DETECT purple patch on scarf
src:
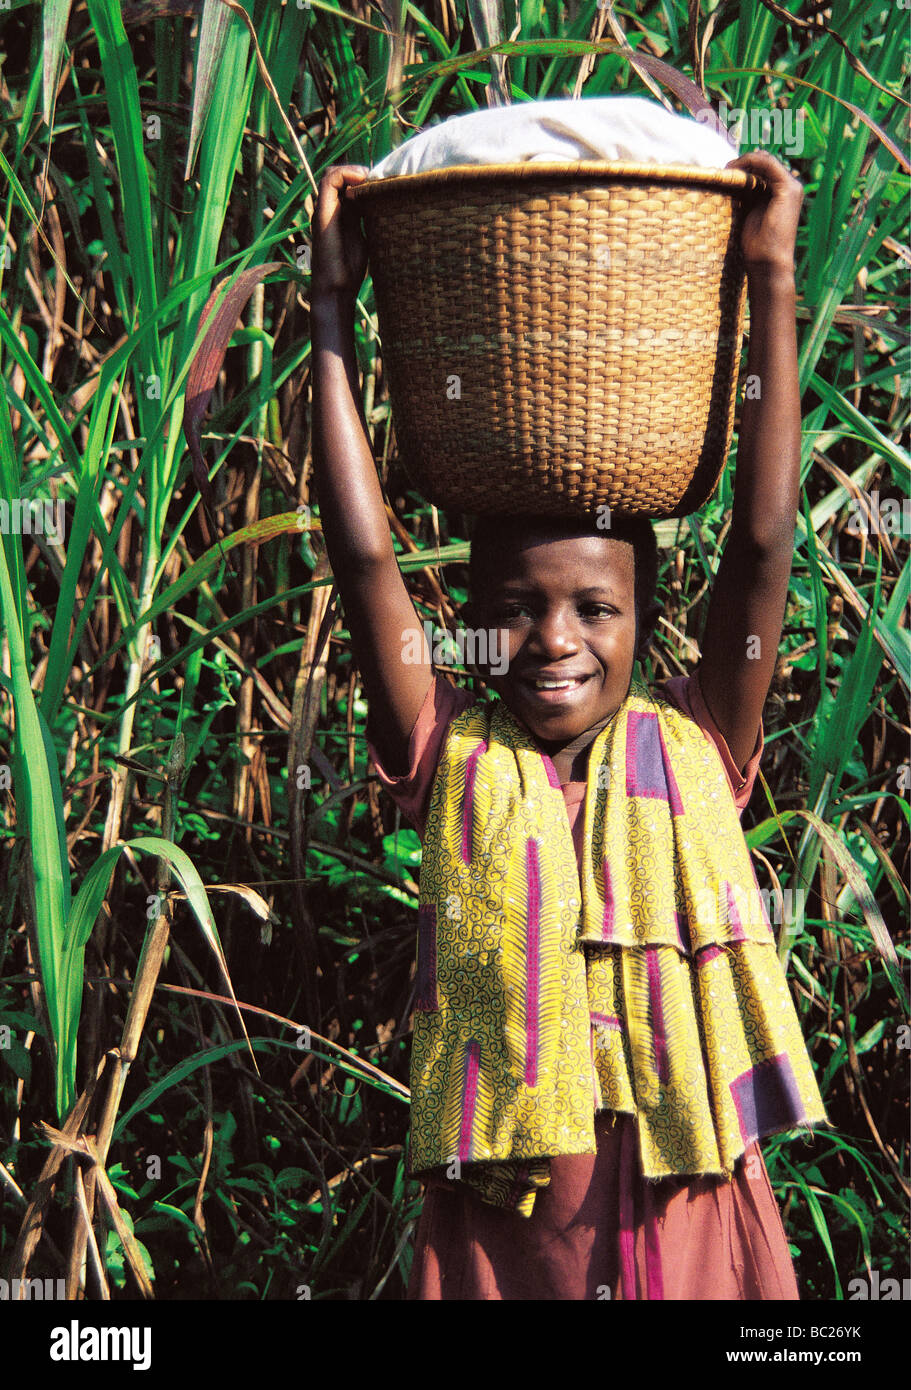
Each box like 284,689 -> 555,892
646,947 -> 670,1085
525,838 -> 541,1087
414,903 -> 438,1012
458,1039 -> 482,1161
460,739 -> 487,864
591,1011 -> 623,1032
695,943 -> 724,967
730,1054 -> 803,1144
625,711 -> 684,813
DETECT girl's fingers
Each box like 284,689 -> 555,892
726,150 -> 802,195
315,166 -> 369,229
312,165 -> 370,293
322,165 -> 369,199
723,150 -> 803,269
317,165 -> 366,198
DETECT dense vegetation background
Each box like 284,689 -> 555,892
0,0 -> 907,1301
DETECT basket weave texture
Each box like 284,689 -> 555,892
351,162 -> 755,519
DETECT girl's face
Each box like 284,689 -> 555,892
469,530 -> 640,750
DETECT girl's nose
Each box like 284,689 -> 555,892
529,610 -> 581,658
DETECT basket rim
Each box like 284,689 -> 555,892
349,160 -> 761,200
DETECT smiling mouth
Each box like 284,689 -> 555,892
518,674 -> 591,698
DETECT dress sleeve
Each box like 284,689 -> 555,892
659,668 -> 764,815
365,676 -> 477,840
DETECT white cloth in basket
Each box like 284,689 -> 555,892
367,96 -> 737,179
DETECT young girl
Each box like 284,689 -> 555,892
310,148 -> 827,1300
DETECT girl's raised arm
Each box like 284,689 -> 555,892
696,150 -> 804,775
310,166 -> 432,774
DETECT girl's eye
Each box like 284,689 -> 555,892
581,603 -> 613,617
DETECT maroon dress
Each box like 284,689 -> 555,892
367,670 -> 799,1300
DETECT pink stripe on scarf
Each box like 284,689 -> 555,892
524,838 -> 541,1087
601,855 -> 616,940
646,947 -> 669,1085
457,1040 -> 481,1161
460,740 -> 487,864
540,752 -> 562,789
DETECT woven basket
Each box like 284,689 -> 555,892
350,161 -> 758,519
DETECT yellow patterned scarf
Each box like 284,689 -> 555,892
407,679 -> 826,1216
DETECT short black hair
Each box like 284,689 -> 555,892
466,511 -> 659,628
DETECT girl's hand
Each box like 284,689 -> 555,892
725,149 -> 803,278
311,164 -> 370,302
